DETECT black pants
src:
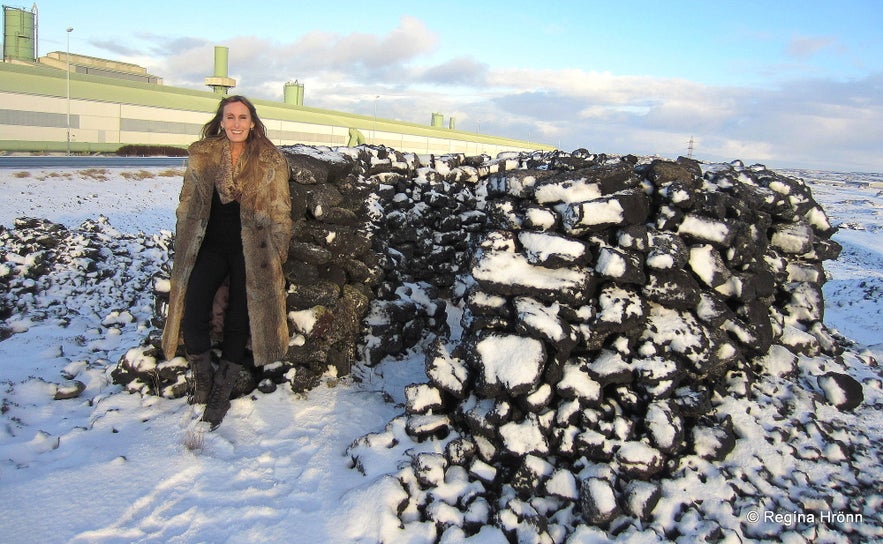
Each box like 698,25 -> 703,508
182,245 -> 249,364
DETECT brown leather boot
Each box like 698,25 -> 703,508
201,360 -> 242,430
187,351 -> 213,405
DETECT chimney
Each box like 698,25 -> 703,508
204,46 -> 236,95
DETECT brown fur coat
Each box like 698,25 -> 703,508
161,137 -> 292,366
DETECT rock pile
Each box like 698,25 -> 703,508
346,150 -> 867,540
0,216 -> 170,336
112,146 -> 858,406
361,151 -> 499,364
272,146 -> 380,390
0,216 -> 170,388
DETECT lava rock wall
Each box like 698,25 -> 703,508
347,149 -> 856,539
114,146 -> 847,411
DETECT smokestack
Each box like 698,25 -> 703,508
204,46 -> 236,95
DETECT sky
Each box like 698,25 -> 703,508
24,0 -> 883,171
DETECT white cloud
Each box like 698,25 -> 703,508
787,35 -> 838,60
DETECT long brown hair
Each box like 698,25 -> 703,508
201,95 -> 270,143
200,95 -> 276,182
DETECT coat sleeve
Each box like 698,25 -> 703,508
172,162 -> 209,262
162,154 -> 208,362
268,151 -> 293,263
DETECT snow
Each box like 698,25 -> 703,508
615,441 -> 663,473
524,207 -> 557,230
545,468 -> 579,500
534,179 -> 602,204
514,297 -> 567,342
475,333 -> 545,395
644,401 -> 678,451
425,342 -> 469,395
646,252 -> 674,270
518,230 -> 586,264
595,247 -> 627,278
688,244 -> 728,288
468,290 -> 508,310
473,249 -> 590,291
596,284 -> 644,325
0,168 -> 182,233
405,383 -> 443,413
587,349 -> 630,382
288,308 -> 318,334
499,415 -> 549,456
678,213 -> 730,244
818,373 -> 848,407
581,477 -> 618,515
564,198 -> 624,228
770,222 -> 814,254
557,361 -> 601,402
0,164 -> 882,542
469,459 -> 497,483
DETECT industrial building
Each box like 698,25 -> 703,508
1,4 -> 552,156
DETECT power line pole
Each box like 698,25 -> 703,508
66,27 -> 74,156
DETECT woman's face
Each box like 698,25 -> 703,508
221,101 -> 254,145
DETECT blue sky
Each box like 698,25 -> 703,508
28,0 -> 883,171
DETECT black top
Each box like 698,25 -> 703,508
201,189 -> 243,252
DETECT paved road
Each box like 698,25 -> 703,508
0,156 -> 187,169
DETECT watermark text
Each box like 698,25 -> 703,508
745,509 -> 864,526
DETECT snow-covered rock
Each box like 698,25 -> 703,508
339,152 -> 863,541
818,371 -> 864,411
579,476 -> 620,525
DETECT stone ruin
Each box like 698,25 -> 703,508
100,144 -> 872,538
0,216 -> 169,345
116,145 -> 850,403
343,149 -> 868,540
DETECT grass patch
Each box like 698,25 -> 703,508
35,171 -> 72,181
78,168 -> 111,181
121,169 -> 156,181
183,427 -> 205,452
12,171 -> 30,178
158,168 -> 184,178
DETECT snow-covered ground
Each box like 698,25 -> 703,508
778,170 -> 883,348
0,163 -> 880,543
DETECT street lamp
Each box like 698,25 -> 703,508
66,27 -> 73,156
373,95 -> 379,143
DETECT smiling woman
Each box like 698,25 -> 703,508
161,95 -> 293,430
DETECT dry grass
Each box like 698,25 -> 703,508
31,171 -> 72,181
183,427 -> 205,452
158,168 -> 184,178
40,171 -> 68,179
78,168 -> 111,181
120,169 -> 156,181
13,167 -> 182,182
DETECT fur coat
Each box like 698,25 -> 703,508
161,137 -> 293,366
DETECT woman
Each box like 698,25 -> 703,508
162,95 -> 292,430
